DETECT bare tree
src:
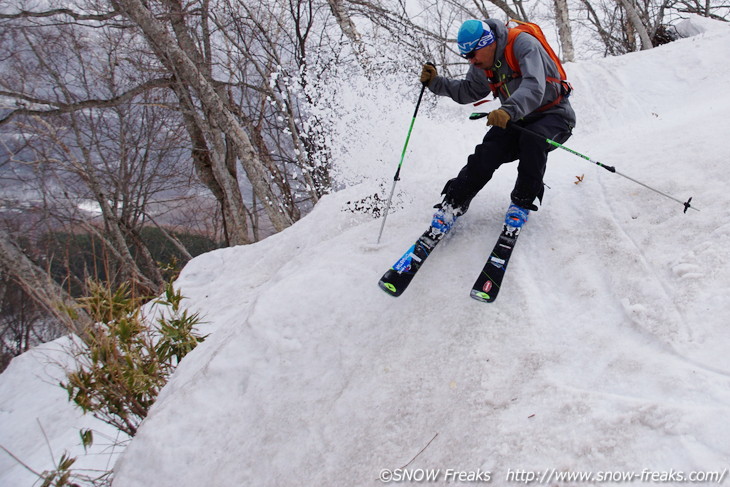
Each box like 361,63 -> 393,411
112,0 -> 296,234
1,18 -> 198,293
0,0 -> 353,350
669,0 -> 730,21
1,0 -> 337,248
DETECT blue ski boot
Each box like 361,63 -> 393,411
430,205 -> 459,236
505,203 -> 529,230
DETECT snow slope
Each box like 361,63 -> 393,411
3,16 -> 730,487
112,18 -> 730,485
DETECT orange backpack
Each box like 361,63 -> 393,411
485,20 -> 572,112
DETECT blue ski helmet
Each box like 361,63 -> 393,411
457,20 -> 495,57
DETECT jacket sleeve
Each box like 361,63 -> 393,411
427,66 -> 491,104
499,35 -> 548,121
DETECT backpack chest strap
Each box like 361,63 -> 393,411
485,68 -> 572,112
485,67 -> 518,98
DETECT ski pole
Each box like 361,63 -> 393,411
376,69 -> 432,244
469,112 -> 699,213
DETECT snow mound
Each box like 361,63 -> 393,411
0,338 -> 121,485
675,14 -> 729,37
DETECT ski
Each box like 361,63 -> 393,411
378,228 -> 446,297
470,221 -> 524,303
379,204 -> 527,301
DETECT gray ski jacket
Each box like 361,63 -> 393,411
428,19 -> 576,127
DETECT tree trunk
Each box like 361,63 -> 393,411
618,0 -> 653,50
174,85 -> 251,245
553,0 -> 575,62
0,231 -> 92,337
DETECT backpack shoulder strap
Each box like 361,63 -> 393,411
505,19 -> 568,81
503,26 -> 524,74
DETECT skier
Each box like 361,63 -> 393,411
419,19 -> 576,234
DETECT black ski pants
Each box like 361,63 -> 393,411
442,113 -> 573,212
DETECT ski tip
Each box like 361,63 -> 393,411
378,279 -> 402,297
470,289 -> 496,303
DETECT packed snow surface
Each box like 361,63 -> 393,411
2,15 -> 729,487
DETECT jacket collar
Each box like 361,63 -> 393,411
484,19 -> 509,68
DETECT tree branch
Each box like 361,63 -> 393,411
0,77 -> 175,127
0,8 -> 120,22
